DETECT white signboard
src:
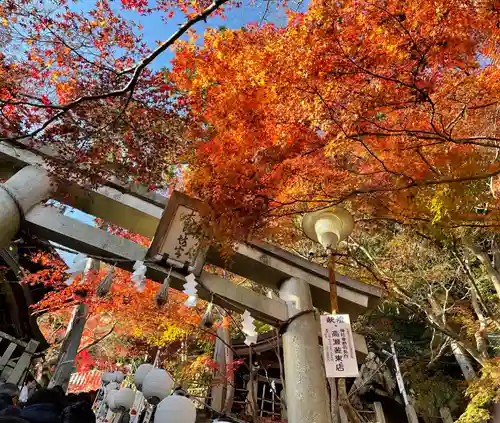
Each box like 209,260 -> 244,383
320,314 -> 359,378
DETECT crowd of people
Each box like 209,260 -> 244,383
0,379 -> 96,423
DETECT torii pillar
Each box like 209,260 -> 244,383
279,277 -> 332,423
0,165 -> 55,246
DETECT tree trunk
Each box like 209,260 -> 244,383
470,289 -> 489,359
450,340 -> 477,381
329,377 -> 339,423
467,243 -> 500,303
337,379 -> 361,423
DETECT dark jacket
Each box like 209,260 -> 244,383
62,402 -> 95,423
0,394 -> 19,418
20,403 -> 61,423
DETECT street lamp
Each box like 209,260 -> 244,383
302,207 -> 354,313
302,207 -> 354,250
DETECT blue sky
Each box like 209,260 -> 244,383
70,0 -> 297,70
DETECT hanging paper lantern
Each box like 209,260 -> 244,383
131,261 -> 147,292
242,310 -> 258,346
96,267 -> 114,297
154,396 -> 196,423
102,372 -> 116,384
106,390 -> 118,411
155,275 -> 170,307
114,388 -> 136,410
65,254 -> 88,285
142,368 -> 173,404
182,273 -> 198,307
134,363 -> 154,391
113,371 -> 124,383
106,382 -> 120,393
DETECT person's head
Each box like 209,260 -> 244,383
65,394 -> 77,405
0,417 -> 30,423
0,384 -> 19,406
75,392 -> 91,406
24,375 -> 35,388
25,388 -> 64,411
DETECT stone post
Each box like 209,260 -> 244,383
279,277 -> 332,423
211,326 -> 227,413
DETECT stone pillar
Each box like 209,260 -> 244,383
0,166 -> 54,246
279,278 -> 332,423
211,326 -> 227,413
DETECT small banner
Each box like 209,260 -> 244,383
320,314 -> 359,378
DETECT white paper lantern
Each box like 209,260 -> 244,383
106,390 -> 118,411
114,388 -> 136,410
106,382 -> 120,393
155,396 -> 196,423
134,363 -> 154,390
113,371 -> 124,383
142,368 -> 173,403
102,372 -> 115,384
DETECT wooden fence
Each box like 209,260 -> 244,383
0,330 -> 39,385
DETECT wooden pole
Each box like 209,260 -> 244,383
328,252 -> 361,423
328,253 -> 339,314
328,253 -> 340,423
390,340 -> 419,423
49,259 -> 100,391
374,402 -> 387,423
439,407 -> 454,423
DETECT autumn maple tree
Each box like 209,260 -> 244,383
171,0 -> 500,241
0,0 -> 247,188
26,235 -> 205,371
168,2 -> 500,420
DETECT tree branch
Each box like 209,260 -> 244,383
0,0 -> 229,143
77,323 -> 116,354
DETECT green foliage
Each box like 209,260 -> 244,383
405,361 -> 465,415
456,360 -> 499,423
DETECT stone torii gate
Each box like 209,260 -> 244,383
0,144 -> 382,423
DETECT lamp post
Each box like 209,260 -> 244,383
302,207 -> 355,423
302,207 -> 354,313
